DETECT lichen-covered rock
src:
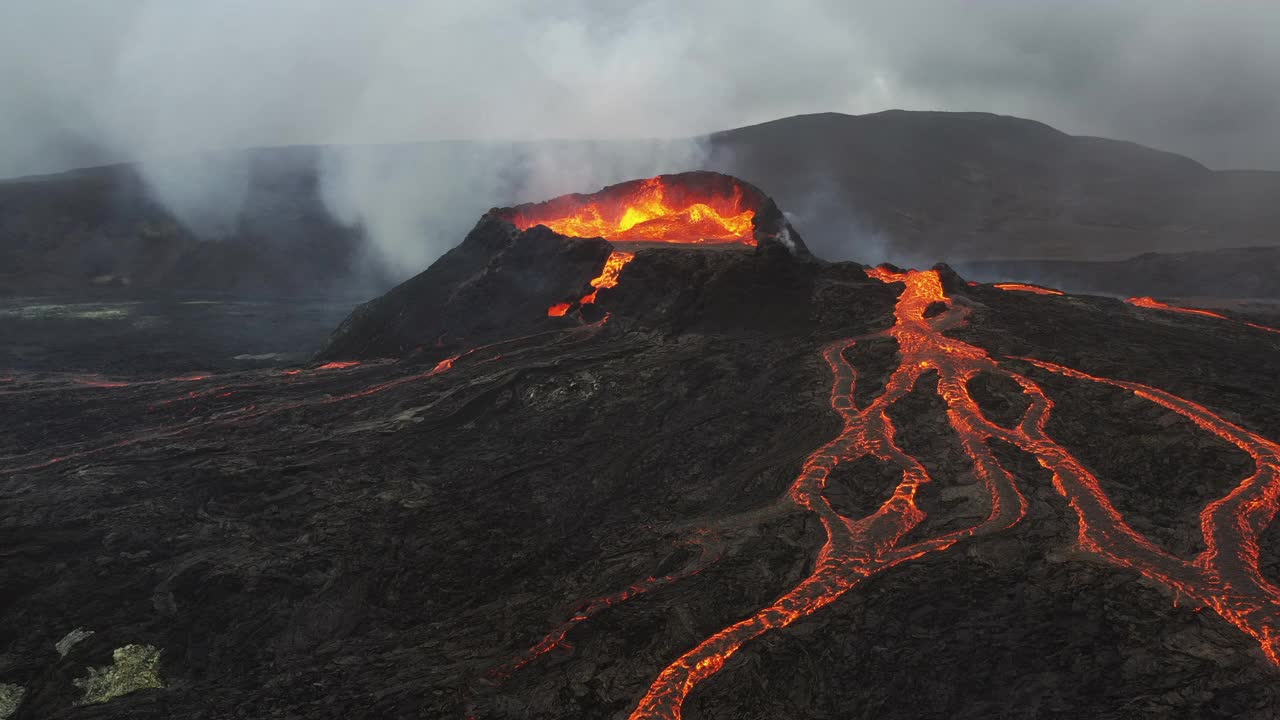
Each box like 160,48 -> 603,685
74,645 -> 164,705
0,685 -> 24,720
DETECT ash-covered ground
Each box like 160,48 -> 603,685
3,195 -> 1280,719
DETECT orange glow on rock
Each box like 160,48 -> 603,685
512,177 -> 756,245
545,251 -> 636,317
993,282 -> 1064,296
1127,296 -> 1280,335
316,361 -> 361,370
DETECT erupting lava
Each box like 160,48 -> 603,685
547,251 -> 636,317
1127,296 -> 1280,335
504,266 -> 1280,720
512,176 -> 756,245
992,282 -> 1064,296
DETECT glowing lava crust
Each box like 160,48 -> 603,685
547,251 -> 635,317
511,173 -> 795,320
499,266 -> 1280,720
509,175 -> 758,246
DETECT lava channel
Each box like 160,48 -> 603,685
1,320 -> 609,475
547,251 -> 635,317
498,266 -> 1280,720
992,282 -> 1064,296
1127,296 -> 1280,335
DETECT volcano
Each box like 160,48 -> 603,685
4,172 -> 1280,719
318,172 -> 810,360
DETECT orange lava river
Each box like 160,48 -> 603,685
506,267 -> 1280,719
993,282 -> 1064,296
511,177 -> 755,245
1127,296 -> 1280,335
547,251 -> 635,317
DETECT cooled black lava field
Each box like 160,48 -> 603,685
4,174 -> 1280,720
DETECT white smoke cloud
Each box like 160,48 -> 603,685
318,138 -> 709,277
2,0 -> 1278,276
0,0 -> 795,274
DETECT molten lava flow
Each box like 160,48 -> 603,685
500,266 -> 1280,720
992,282 -> 1064,296
579,251 -> 634,305
512,177 -> 756,245
545,251 -> 636,317
2,319 -> 611,475
316,361 -> 361,371
1127,296 -> 1280,335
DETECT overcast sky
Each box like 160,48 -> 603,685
2,0 -> 1279,178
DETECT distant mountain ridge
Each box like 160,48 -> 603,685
956,246 -> 1280,299
705,111 -> 1280,263
0,151 -> 379,297
3,110 -> 1279,297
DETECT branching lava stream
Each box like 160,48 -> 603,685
1127,296 -> 1280,335
501,266 -> 1280,720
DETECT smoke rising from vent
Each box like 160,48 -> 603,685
2,1 -> 1279,277
318,140 -> 711,279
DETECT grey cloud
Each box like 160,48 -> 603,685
2,1 -> 1278,274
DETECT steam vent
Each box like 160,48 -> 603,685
319,172 -> 813,359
